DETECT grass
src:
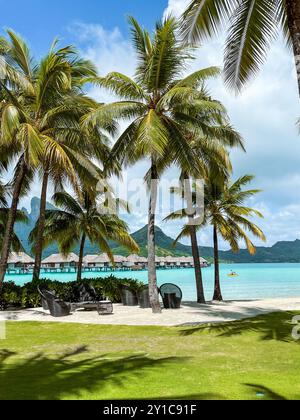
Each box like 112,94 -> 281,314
0,311 -> 300,400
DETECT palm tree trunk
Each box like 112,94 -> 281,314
77,233 -> 86,282
148,162 -> 161,314
189,224 -> 206,304
32,170 -> 49,282
0,160 -> 26,289
286,0 -> 300,96
184,175 -> 206,304
213,224 -> 223,301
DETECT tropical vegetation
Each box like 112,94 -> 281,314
0,276 -> 144,309
181,0 -> 300,95
30,189 -> 139,282
204,174 -> 266,300
0,13 -> 268,309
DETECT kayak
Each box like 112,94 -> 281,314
228,273 -> 239,277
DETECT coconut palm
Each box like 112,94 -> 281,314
161,87 -> 244,302
0,31 -> 104,286
181,0 -> 300,95
31,63 -> 113,282
30,189 -> 139,282
83,16 -> 226,312
205,174 -> 266,301
0,181 -> 28,256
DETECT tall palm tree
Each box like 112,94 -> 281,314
31,62 -> 112,282
83,16 -> 224,313
162,88 -> 244,303
181,0 -> 300,95
0,181 -> 28,256
205,174 -> 266,301
0,31 -> 102,286
30,189 -> 139,282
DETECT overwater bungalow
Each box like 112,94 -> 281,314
83,254 -> 110,269
156,256 -> 166,268
7,252 -> 34,272
111,255 -> 128,269
41,253 -> 79,270
38,252 -> 208,273
126,255 -> 148,269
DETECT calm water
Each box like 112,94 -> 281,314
5,263 -> 300,301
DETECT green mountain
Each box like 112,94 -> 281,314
14,197 -> 300,263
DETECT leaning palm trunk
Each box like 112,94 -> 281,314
0,160 -> 26,288
77,233 -> 86,282
148,163 -> 161,314
213,224 -> 223,301
286,0 -> 300,96
32,170 -> 49,282
189,224 -> 206,304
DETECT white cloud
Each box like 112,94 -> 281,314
163,0 -> 190,18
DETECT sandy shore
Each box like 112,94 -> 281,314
1,297 -> 300,327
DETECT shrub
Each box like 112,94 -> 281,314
0,276 -> 145,309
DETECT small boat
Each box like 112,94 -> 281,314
228,272 -> 239,278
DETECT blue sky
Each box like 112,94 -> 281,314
0,0 -> 166,56
1,0 -> 300,249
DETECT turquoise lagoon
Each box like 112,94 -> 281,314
5,263 -> 300,301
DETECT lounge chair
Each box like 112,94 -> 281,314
119,284 -> 138,306
39,288 -> 56,310
38,287 -> 71,317
159,283 -> 182,309
71,283 -> 101,308
71,283 -> 113,314
138,285 -> 151,309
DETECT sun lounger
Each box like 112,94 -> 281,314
38,287 -> 71,317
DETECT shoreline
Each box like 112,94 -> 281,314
2,297 -> 300,327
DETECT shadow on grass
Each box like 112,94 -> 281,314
244,384 -> 288,400
147,393 -> 225,400
0,348 -> 186,400
178,311 -> 300,343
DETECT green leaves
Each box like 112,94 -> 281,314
205,173 -> 266,255
89,72 -> 149,101
180,0 -> 286,93
147,17 -> 188,92
0,104 -> 20,143
181,0 -> 238,44
136,110 -> 169,157
18,123 -> 44,167
32,189 -> 139,259
6,30 -> 34,78
224,0 -> 278,92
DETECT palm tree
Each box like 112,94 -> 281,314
31,59 -> 112,282
205,174 -> 266,301
83,16 -> 225,312
30,189 -> 139,282
0,31 -> 102,286
181,0 -> 300,95
0,181 -> 28,257
163,87 -> 244,303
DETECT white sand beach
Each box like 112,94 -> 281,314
2,297 -> 300,327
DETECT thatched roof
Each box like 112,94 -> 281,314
83,254 -> 110,264
126,254 -> 147,263
42,253 -> 79,264
113,255 -> 127,263
8,252 -> 34,264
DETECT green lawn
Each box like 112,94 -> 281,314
0,312 -> 300,400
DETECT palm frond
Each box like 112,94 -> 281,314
224,0 -> 278,92
181,0 -> 237,44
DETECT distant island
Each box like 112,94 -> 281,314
16,197 -> 300,263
